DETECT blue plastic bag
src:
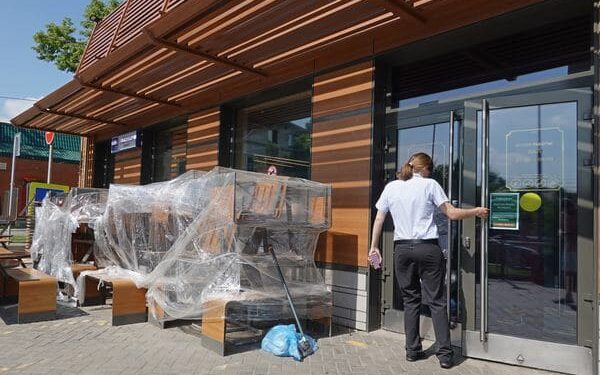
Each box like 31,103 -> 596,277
261,324 -> 318,361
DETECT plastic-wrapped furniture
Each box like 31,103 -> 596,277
31,188 -> 108,297
80,171 -> 206,325
145,168 -> 332,355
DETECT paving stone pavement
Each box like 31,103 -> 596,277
0,303 -> 558,375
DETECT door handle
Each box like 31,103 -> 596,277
446,110 -> 455,322
480,99 -> 490,342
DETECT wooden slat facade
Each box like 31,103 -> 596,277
78,137 -> 95,188
186,109 -> 220,171
12,0 -> 542,141
113,148 -> 142,184
312,62 -> 374,268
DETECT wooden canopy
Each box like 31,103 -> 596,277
12,0 -> 541,139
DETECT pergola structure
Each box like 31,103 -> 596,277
12,0 -> 541,139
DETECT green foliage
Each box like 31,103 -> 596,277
32,0 -> 122,73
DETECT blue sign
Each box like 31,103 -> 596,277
34,188 -> 65,202
111,130 -> 141,153
27,182 -> 69,203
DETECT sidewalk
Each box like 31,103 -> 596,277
0,304 -> 556,375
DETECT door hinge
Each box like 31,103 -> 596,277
583,112 -> 594,121
381,301 -> 391,314
377,268 -> 391,281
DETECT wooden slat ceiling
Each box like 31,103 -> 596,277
12,0 -> 542,139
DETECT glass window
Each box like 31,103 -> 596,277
234,91 -> 312,178
152,123 -> 187,183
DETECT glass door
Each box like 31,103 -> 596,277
382,108 -> 462,343
461,89 -> 594,374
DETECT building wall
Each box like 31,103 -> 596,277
312,61 -> 373,267
0,156 -> 80,212
113,148 -> 142,185
79,137 -> 94,187
186,109 -> 220,171
311,61 -> 375,330
98,66 -> 375,330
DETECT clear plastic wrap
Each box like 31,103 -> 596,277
31,189 -> 108,290
92,170 -> 207,274
145,167 -> 332,324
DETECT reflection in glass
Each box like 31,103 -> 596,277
153,124 -> 187,183
234,93 -> 312,178
477,102 -> 577,344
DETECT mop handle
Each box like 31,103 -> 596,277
268,245 -> 306,338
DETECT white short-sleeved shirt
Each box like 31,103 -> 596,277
375,174 -> 449,241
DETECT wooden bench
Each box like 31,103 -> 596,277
80,275 -> 147,326
3,268 -> 56,323
200,297 -> 331,356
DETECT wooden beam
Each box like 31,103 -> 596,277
10,116 -> 92,137
366,0 -> 427,24
75,76 -> 181,107
142,28 -> 267,77
34,104 -> 129,128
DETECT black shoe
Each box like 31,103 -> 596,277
439,358 -> 453,369
406,352 -> 425,362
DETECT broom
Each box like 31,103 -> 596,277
267,244 -> 314,359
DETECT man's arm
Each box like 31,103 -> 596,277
369,209 -> 387,256
440,202 -> 488,220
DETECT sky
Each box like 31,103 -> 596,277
0,0 -> 90,123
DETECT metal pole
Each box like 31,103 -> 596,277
47,144 -> 53,184
446,111 -> 455,322
480,99 -> 489,342
7,133 -> 20,231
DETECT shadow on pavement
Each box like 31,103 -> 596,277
0,301 -> 89,325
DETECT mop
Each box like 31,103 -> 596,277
267,244 -> 314,359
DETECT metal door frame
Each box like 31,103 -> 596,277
461,88 -> 594,375
381,106 -> 464,345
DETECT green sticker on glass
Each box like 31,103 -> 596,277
490,193 -> 520,230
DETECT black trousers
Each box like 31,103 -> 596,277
394,241 -> 452,360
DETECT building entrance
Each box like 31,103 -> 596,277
380,80 -> 594,374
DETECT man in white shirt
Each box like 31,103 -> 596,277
369,152 -> 488,369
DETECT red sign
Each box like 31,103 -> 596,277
45,131 -> 55,145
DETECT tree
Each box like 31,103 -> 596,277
32,0 -> 122,73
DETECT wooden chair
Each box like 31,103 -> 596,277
199,179 -> 332,356
309,195 -> 327,226
0,235 -> 12,250
237,181 -> 287,222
